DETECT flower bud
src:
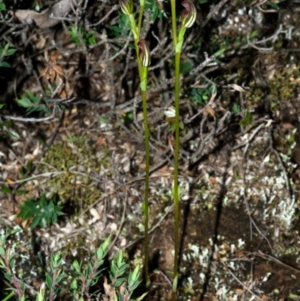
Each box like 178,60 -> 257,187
119,0 -> 133,15
138,40 -> 151,67
181,0 -> 196,28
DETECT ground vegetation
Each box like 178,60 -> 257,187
1,0 -> 300,300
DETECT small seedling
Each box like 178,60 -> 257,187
0,43 -> 17,68
17,194 -> 64,229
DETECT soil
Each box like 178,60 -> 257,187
2,0 -> 300,300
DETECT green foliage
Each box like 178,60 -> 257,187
180,60 -> 193,74
109,13 -> 130,38
191,84 -> 216,105
144,0 -> 166,21
110,251 -> 129,287
17,194 -> 64,229
69,25 -> 97,46
232,103 -> 241,113
239,110 -> 253,127
16,90 -> 50,115
0,183 -> 27,196
0,232 -> 144,301
109,251 -> 144,300
0,1 -> 5,11
264,0 -> 286,10
121,111 -> 134,126
0,43 -> 17,68
0,118 -> 21,139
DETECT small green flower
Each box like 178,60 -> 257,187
181,0 -> 196,28
138,39 -> 151,67
119,0 -> 133,15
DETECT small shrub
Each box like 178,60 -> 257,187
0,233 -> 145,301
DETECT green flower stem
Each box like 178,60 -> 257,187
171,50 -> 181,301
176,27 -> 186,53
138,0 -> 145,38
120,0 -> 151,289
170,0 -> 178,47
135,41 -> 143,79
126,12 -> 150,288
135,7 -> 150,288
140,66 -> 150,287
169,0 -> 183,299
129,14 -> 139,40
1,292 -> 15,301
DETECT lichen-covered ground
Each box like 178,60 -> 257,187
1,0 -> 300,300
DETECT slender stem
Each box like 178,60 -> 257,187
169,0 -> 181,299
121,2 -> 151,290
138,4 -> 144,37
170,0 -> 177,47
141,87 -> 150,287
1,292 -> 15,301
171,50 -> 181,301
130,11 -> 150,287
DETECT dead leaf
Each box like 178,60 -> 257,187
203,106 -> 216,117
228,83 -> 247,92
103,277 -> 117,301
234,288 -> 244,295
97,136 -> 107,146
264,119 -> 274,127
14,0 -> 72,29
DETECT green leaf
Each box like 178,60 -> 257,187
31,216 -> 41,229
172,275 -> 178,292
9,258 -> 15,270
268,2 -> 279,9
46,273 -> 53,289
214,48 -> 226,57
239,110 -> 252,127
136,292 -> 148,301
250,30 -> 258,40
1,292 -> 15,301
18,199 -> 36,220
129,265 -> 140,282
56,271 -> 67,283
70,278 -> 78,290
8,130 -> 19,139
0,61 -> 10,67
0,185 -> 11,194
130,280 -> 140,291
72,260 -> 81,273
26,161 -> 33,171
180,61 -> 193,74
36,288 -> 44,301
16,96 -> 32,108
85,262 -> 93,278
118,264 -> 128,276
0,3 -> 6,11
88,34 -> 96,45
175,40 -> 183,53
114,277 -> 126,287
6,49 -> 17,56
15,189 -> 28,195
117,292 -> 124,301
233,103 -> 240,113
140,80 -> 147,91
